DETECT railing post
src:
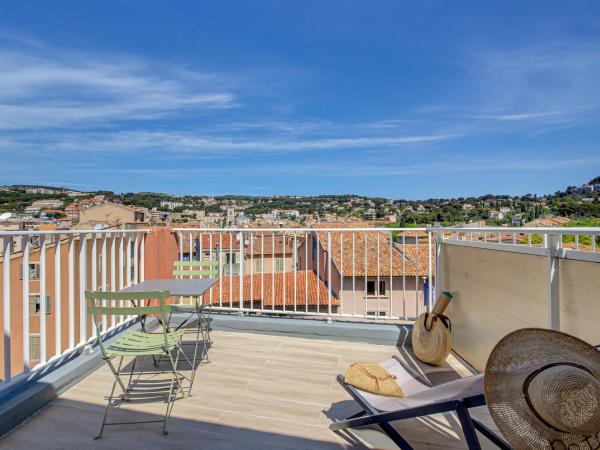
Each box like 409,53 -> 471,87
54,234 -> 62,356
39,235 -> 47,364
546,233 -> 561,330
327,232 -> 332,321
239,231 -> 244,311
3,237 -> 12,382
67,235 -> 75,348
22,235 -> 30,371
78,233 -> 87,344
434,230 -> 443,306
427,231 -> 432,313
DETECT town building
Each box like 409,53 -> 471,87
488,210 -> 505,220
77,203 -> 147,228
298,225 -> 432,318
160,200 -> 183,210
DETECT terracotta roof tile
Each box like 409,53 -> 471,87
207,270 -> 338,307
315,231 -> 433,277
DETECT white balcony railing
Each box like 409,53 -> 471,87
0,229 -> 150,384
1,225 -> 599,388
172,227 -> 433,321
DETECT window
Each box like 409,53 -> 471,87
29,334 -> 41,360
19,263 -> 40,280
255,259 -> 263,273
367,280 -> 376,296
29,295 -> 51,314
275,258 -> 284,272
225,253 -> 237,264
366,311 -> 386,316
312,236 -> 317,264
366,280 -> 386,296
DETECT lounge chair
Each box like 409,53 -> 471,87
330,356 -> 511,450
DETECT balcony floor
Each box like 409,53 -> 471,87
0,330 -> 500,450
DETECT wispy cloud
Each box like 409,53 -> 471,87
0,129 -> 457,156
247,157 -> 595,177
464,41 -> 600,130
477,111 -> 566,121
55,156 -> 592,179
0,34 -> 236,130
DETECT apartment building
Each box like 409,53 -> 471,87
31,200 -> 65,209
178,232 -> 297,276
77,203 -> 147,228
299,226 -> 431,318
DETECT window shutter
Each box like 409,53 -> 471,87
19,264 -> 23,280
46,296 -> 51,314
29,335 -> 40,360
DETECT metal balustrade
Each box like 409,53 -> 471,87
172,228 -> 433,321
0,229 -> 149,384
432,226 -> 600,333
1,225 -> 599,386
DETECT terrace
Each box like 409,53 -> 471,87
0,226 -> 598,449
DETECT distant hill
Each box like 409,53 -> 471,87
589,176 -> 600,185
1,177 -> 599,225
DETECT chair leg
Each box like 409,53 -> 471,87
95,378 -> 119,439
186,308 -> 204,396
472,419 -> 512,450
125,356 -> 137,398
168,346 -> 185,400
95,357 -> 125,440
200,305 -> 211,364
205,304 -> 212,345
456,404 -> 482,450
378,423 -> 414,450
162,361 -> 178,436
162,350 -> 183,436
105,356 -> 129,399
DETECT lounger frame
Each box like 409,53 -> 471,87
330,360 -> 512,450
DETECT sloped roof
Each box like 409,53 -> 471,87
314,230 -> 432,277
246,234 -> 295,256
180,233 -> 240,252
206,270 -> 338,307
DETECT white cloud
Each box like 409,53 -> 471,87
0,37 -> 236,130
466,41 -> 600,127
0,129 -> 456,156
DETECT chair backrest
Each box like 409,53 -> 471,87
173,260 -> 218,279
86,290 -> 170,355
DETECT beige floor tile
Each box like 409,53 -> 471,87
0,330 -> 494,450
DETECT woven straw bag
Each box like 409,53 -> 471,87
344,363 -> 404,397
412,312 -> 452,366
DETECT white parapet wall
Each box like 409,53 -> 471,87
440,238 -> 600,372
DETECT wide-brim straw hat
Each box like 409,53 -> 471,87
484,328 -> 600,449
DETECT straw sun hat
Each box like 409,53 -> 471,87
484,328 -> 600,449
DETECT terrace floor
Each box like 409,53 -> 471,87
0,330 -> 501,450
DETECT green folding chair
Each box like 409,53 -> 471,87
170,260 -> 217,383
86,290 -> 186,439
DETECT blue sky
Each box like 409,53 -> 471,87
1,1 -> 599,199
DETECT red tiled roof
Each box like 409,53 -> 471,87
206,270 -> 338,307
315,230 -> 432,277
246,234 -> 295,256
